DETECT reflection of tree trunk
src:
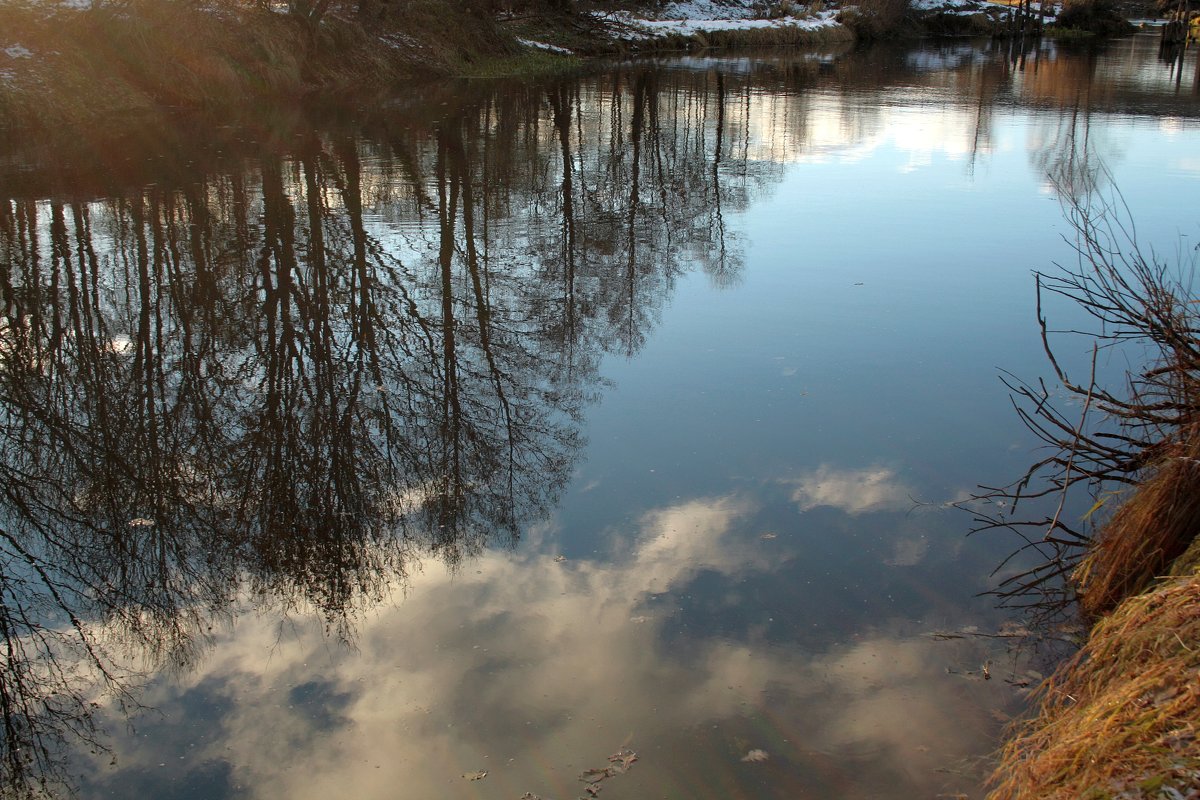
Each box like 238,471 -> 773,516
388,134 -> 437,212
0,203 -> 15,318
449,127 -> 518,516
710,71 -> 730,285
609,73 -> 625,187
548,85 -> 578,332
9,201 -> 44,360
335,136 -> 384,390
258,155 -> 302,541
624,75 -> 646,357
436,132 -> 465,536
301,139 -> 352,459
1032,50 -> 1098,199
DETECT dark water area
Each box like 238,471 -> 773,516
1,32 -> 1199,800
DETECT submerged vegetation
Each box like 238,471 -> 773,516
977,194 -> 1200,796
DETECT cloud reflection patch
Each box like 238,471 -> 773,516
787,465 -> 913,515
85,493 -> 1013,800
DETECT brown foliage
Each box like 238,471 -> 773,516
1075,430 -> 1200,617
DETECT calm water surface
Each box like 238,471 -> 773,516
2,32 -> 1200,800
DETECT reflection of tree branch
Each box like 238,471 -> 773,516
970,187 -> 1200,613
0,60 -> 782,792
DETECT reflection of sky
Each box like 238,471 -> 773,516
85,492 -> 1022,800
746,92 -> 988,167
787,465 -> 913,515
61,35 -> 1200,800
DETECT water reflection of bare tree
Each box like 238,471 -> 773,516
0,59 -> 777,794
1026,48 -> 1109,199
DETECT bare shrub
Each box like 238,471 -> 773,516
968,187 -> 1200,615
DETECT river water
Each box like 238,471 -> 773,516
1,31 -> 1199,800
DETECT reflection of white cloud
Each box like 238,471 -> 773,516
884,534 -> 929,567
747,93 -> 986,168
631,496 -> 757,590
788,465 -> 913,515
1174,157 -> 1200,178
106,334 -> 134,355
1159,117 -> 1183,135
91,493 -> 1010,800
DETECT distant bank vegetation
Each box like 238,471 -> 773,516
0,0 -> 1160,132
0,0 -> 524,131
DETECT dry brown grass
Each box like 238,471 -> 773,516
988,571 -> 1200,800
1074,429 -> 1200,617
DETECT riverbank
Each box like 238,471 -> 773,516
0,0 -> 1037,133
988,529 -> 1200,798
981,208 -> 1200,798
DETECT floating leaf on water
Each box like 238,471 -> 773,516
607,748 -> 637,773
127,518 -> 155,527
463,770 -> 488,781
741,749 -> 769,763
579,767 -> 610,784
998,620 -> 1031,637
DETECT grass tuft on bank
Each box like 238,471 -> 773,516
988,569 -> 1200,799
1074,429 -> 1200,618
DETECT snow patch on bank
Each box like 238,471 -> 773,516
595,8 -> 843,39
651,0 -> 759,21
517,37 -> 574,54
910,0 -> 979,10
585,0 -> 847,39
911,0 -> 1057,19
26,0 -> 93,8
